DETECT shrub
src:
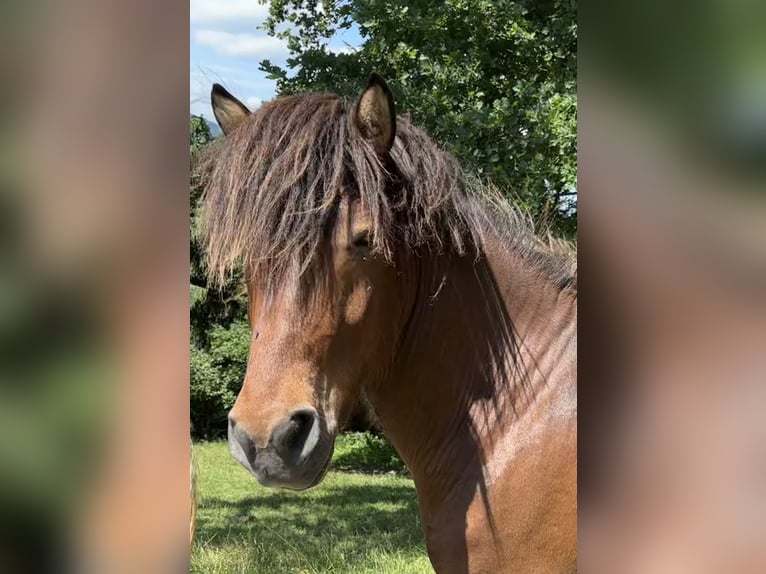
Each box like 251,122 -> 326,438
333,432 -> 407,474
190,320 -> 250,439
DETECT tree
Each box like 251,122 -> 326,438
260,0 -> 577,236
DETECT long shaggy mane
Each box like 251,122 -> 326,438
197,92 -> 575,292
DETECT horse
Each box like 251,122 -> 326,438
199,74 -> 577,574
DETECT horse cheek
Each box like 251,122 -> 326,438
343,282 -> 372,326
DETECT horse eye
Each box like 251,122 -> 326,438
351,232 -> 370,250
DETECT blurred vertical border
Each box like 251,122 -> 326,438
579,0 -> 766,572
0,0 -> 190,572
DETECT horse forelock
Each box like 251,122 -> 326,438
196,91 -> 575,294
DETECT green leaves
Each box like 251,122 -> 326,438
190,115 -> 213,155
332,432 -> 407,473
191,321 -> 251,439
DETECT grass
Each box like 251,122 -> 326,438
191,437 -> 433,574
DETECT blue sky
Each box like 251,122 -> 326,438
190,0 -> 362,120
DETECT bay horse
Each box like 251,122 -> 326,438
200,74 -> 577,573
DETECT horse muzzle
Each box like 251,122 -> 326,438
227,408 -> 334,490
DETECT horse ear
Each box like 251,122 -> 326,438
211,83 -> 251,135
354,73 -> 396,155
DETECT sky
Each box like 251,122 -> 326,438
190,0 -> 362,120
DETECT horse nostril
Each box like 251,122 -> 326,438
288,410 -> 314,448
271,408 -> 318,462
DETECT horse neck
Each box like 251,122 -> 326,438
366,240 -> 577,520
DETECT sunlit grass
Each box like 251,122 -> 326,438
191,440 -> 432,574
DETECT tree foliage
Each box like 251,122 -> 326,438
260,0 -> 577,235
191,320 -> 251,438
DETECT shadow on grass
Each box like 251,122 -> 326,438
197,480 -> 426,568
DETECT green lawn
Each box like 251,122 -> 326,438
191,439 -> 433,574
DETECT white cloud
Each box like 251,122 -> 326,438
194,29 -> 288,60
190,0 -> 270,23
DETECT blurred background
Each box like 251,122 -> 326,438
579,0 -> 766,572
0,0 -> 190,572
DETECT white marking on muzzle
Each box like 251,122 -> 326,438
298,413 -> 321,463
